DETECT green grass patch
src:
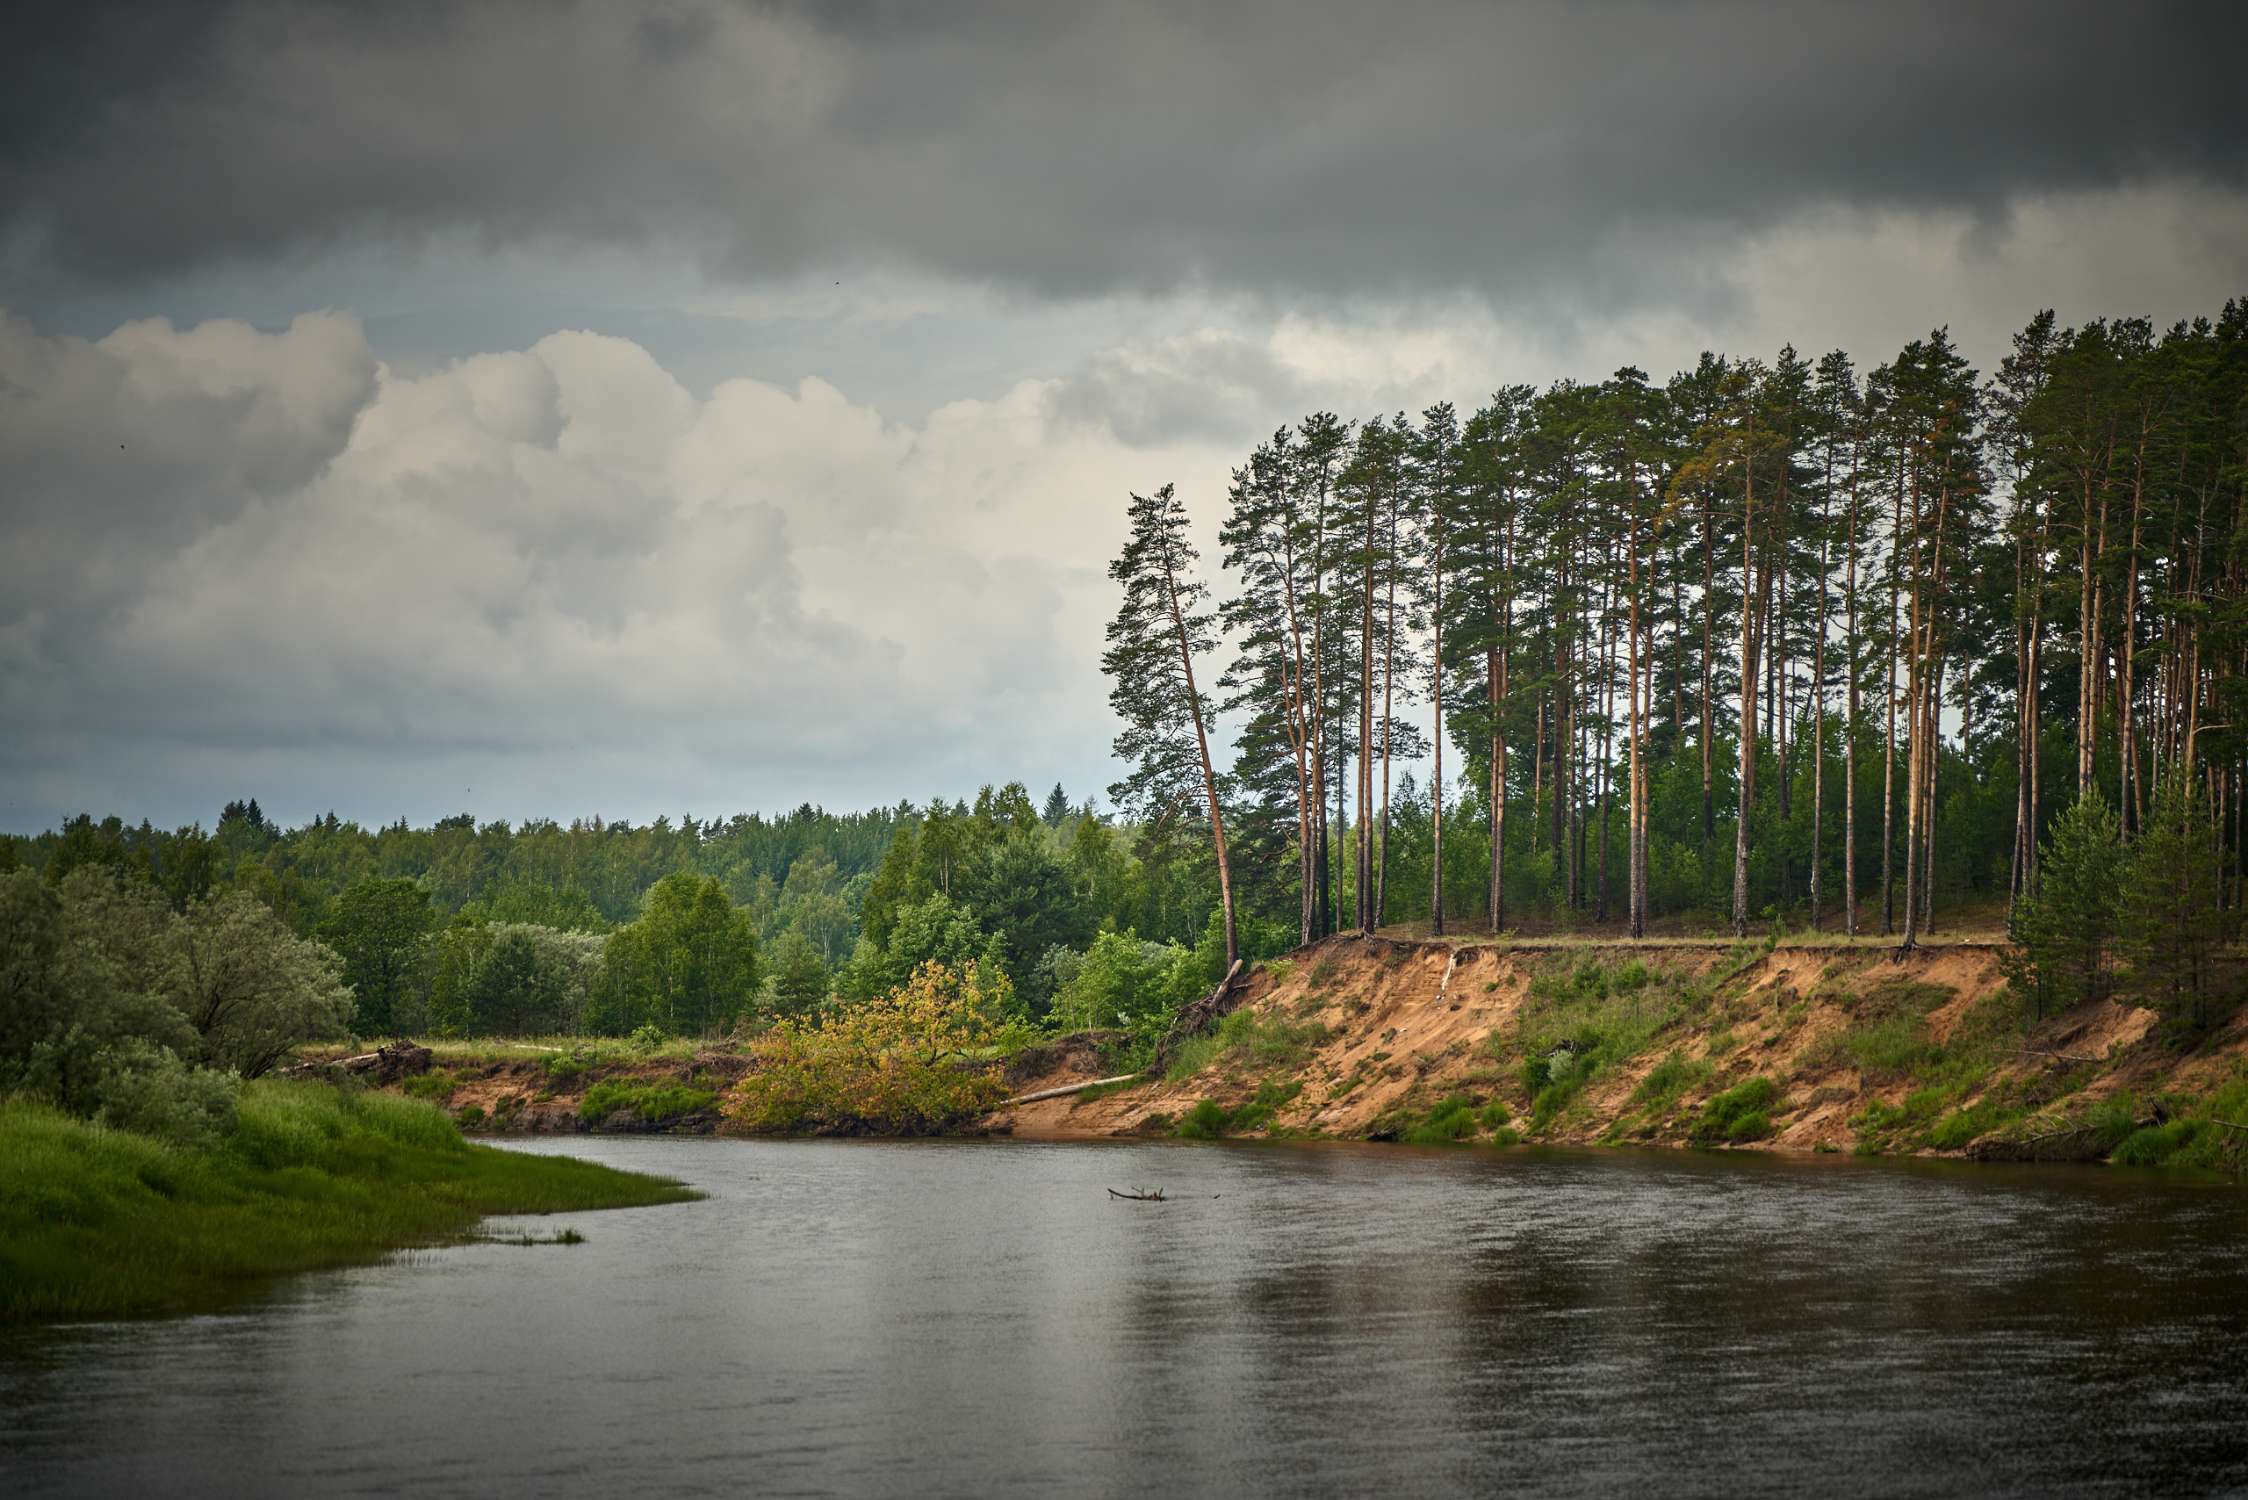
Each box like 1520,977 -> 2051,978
1504,956 -> 1684,1134
1692,1076 -> 1780,1144
400,1070 -> 458,1101
0,1081 -> 696,1325
1175,1080 -> 1303,1139
575,1079 -> 718,1125
1630,1050 -> 1712,1114
1163,1008 -> 1327,1083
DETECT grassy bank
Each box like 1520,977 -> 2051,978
0,1079 -> 698,1325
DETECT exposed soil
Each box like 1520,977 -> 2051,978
989,931 -> 2248,1163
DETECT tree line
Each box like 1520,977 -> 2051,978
2,777 -> 1251,1045
1106,298 -> 2248,999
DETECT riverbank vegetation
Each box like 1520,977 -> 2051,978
0,1079 -> 694,1324
0,866 -> 696,1325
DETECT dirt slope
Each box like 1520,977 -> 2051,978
993,933 -> 2248,1162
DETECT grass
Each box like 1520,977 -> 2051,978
575,1079 -> 719,1125
1163,1008 -> 1327,1084
1692,1076 -> 1779,1144
0,1080 -> 698,1324
1499,956 -> 1683,1133
1175,1080 -> 1303,1139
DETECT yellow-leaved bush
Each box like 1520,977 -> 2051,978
730,961 -> 1015,1134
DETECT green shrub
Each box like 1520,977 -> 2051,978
627,1023 -> 669,1055
1693,1077 -> 1779,1144
2112,1119 -> 2203,1168
1175,1081 -> 1302,1140
90,1040 -> 239,1149
1489,1126 -> 1523,1146
1176,1099 -> 1230,1140
1163,1008 -> 1327,1083
1479,1099 -> 1513,1129
1403,1095 -> 1481,1145
1929,1099 -> 2018,1152
544,1049 -> 599,1082
456,1103 -> 487,1128
1725,1110 -> 1772,1143
576,1080 -> 718,1125
401,1070 -> 457,1101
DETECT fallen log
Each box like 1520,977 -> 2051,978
999,1073 -> 1146,1108
1107,1188 -> 1165,1202
288,1043 -> 433,1084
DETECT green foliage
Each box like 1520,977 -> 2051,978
593,873 -> 760,1036
576,1079 -> 718,1125
627,1023 -> 668,1054
1403,1094 -> 1483,1145
0,1080 -> 694,1323
1928,1098 -> 2017,1152
1053,928 -> 1207,1034
731,961 -> 1015,1134
1,869 -> 352,1147
2003,795 -> 2124,1018
1506,957 -> 1682,1132
2117,781 -> 2228,1030
1630,1050 -> 1711,1113
400,1070 -> 457,1101
1693,1077 -> 1779,1144
321,877 -> 437,1035
1175,1098 -> 1230,1140
87,1038 -> 239,1148
1161,1006 -> 1326,1083
766,928 -> 831,1018
1175,1080 -> 1302,1139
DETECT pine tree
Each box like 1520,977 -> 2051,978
2118,781 -> 2226,1029
2002,794 -> 2123,1019
1103,484 -> 1239,967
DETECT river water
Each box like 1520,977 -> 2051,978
4,1138 -> 2246,1497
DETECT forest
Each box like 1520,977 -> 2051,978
1109,299 -> 2248,1006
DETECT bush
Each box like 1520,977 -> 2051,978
1175,1081 -> 1302,1139
577,1080 -> 718,1125
1176,1099 -> 1231,1140
1694,1077 -> 1779,1144
731,961 -> 1014,1134
2112,1120 -> 2198,1167
1163,1008 -> 1326,1083
401,1070 -> 457,1101
90,1040 -> 238,1148
1725,1110 -> 1773,1143
627,1024 -> 669,1055
1403,1095 -> 1482,1145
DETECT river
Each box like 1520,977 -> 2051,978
4,1138 -> 2246,1497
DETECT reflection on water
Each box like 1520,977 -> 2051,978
4,1139 -> 2246,1497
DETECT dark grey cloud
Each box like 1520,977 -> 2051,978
6,0 -> 2244,311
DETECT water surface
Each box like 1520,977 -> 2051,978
4,1138 -> 2246,1497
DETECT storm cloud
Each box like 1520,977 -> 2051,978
8,0 -> 2245,311
2,1 -> 2245,830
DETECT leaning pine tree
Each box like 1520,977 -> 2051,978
1103,484 -> 1239,968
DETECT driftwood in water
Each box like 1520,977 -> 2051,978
1152,959 -> 1246,1069
1107,1188 -> 1166,1202
1000,1073 -> 1145,1108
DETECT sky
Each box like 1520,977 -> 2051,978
4,0 -> 2246,835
